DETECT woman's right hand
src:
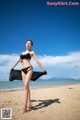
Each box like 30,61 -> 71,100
12,66 -> 15,69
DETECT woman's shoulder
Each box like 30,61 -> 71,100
30,51 -> 35,56
30,50 -> 35,54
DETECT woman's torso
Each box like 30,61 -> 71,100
20,51 -> 32,68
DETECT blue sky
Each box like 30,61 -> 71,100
0,0 -> 80,81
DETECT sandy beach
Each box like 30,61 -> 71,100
0,84 -> 80,120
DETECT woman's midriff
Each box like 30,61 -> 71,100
21,59 -> 32,69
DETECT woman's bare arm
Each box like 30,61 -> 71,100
12,58 -> 21,69
32,51 -> 46,72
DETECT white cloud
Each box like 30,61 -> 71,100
37,51 -> 80,67
0,54 -> 21,72
0,51 -> 80,80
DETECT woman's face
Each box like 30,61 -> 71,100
26,41 -> 32,49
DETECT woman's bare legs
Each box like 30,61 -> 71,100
22,70 -> 33,114
27,87 -> 33,109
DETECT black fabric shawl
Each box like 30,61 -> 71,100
9,69 -> 47,81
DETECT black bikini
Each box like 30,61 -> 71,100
21,66 -> 33,74
20,53 -> 31,60
20,53 -> 33,74
9,53 -> 47,81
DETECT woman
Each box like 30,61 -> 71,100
12,40 -> 46,114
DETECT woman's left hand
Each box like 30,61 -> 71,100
42,69 -> 46,73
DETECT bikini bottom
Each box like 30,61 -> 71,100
21,66 -> 33,74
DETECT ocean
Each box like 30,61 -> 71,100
0,78 -> 80,91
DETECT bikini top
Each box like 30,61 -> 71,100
20,53 -> 31,60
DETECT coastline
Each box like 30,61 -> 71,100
0,84 -> 80,120
0,78 -> 80,92
0,83 -> 80,92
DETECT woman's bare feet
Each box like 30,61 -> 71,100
27,102 -> 33,109
22,106 -> 27,114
